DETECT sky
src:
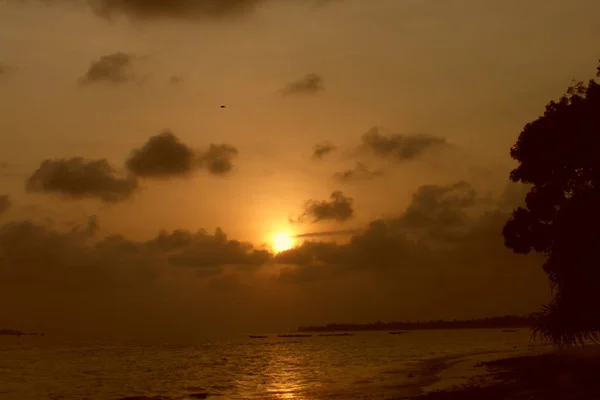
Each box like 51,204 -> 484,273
0,0 -> 599,341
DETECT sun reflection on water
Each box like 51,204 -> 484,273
233,343 -> 314,399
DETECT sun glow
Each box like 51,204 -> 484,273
272,232 -> 295,253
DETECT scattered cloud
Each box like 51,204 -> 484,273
0,64 -> 13,78
0,218 -> 273,337
295,191 -> 355,223
79,52 -> 136,86
159,228 -> 270,273
0,180 -> 548,337
294,229 -> 362,239
125,132 -> 239,178
89,0 -> 264,21
273,182 -> 547,321
281,73 -> 324,96
126,131 -> 196,179
26,158 -> 139,203
197,144 -> 239,176
279,182 -> 486,273
169,75 -> 183,85
19,0 -> 343,22
312,142 -> 337,160
360,127 -> 447,161
0,195 -> 11,217
399,181 -> 477,240
334,162 -> 384,182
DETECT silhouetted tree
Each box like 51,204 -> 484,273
503,60 -> 600,346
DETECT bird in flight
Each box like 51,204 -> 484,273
220,105 -> 226,109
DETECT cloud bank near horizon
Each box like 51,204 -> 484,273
0,180 -> 548,338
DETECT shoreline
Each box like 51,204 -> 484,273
410,344 -> 600,399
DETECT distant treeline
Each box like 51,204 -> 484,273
297,315 -> 535,332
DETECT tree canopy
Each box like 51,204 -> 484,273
503,60 -> 600,346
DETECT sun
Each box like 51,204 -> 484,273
272,232 -> 295,253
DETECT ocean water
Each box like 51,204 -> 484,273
0,329 -> 546,400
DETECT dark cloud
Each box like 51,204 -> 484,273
296,191 -> 355,223
0,180 -> 548,338
360,127 -> 447,161
0,64 -> 12,77
277,264 -> 331,284
163,228 -> 270,273
294,229 -> 362,239
169,75 -> 183,85
126,132 -> 239,178
0,217 -> 272,338
0,195 -> 11,217
0,220 -> 270,285
278,182 -> 489,272
126,131 -> 196,178
399,181 -> 477,242
79,52 -> 136,85
197,144 -> 239,176
26,158 -> 138,203
281,73 -> 324,96
334,162 -> 384,182
274,182 -> 547,320
20,0 -> 341,22
312,142 -> 337,160
89,0 -> 263,20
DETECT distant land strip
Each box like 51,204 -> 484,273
297,315 -> 535,332
0,329 -> 44,337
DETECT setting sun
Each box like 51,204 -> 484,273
272,232 -> 295,253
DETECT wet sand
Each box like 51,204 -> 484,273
413,345 -> 600,400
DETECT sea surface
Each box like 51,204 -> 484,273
0,329 -> 547,400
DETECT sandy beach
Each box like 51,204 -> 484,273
413,345 -> 600,400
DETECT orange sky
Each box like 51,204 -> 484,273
0,0 -> 599,340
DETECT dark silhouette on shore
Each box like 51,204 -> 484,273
416,352 -> 600,400
297,315 -> 534,332
503,60 -> 600,346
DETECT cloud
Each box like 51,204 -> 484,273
334,162 -> 384,182
0,217 -> 273,338
158,227 -> 270,273
273,181 -> 547,321
20,0 -> 342,22
397,181 -> 477,240
294,229 -> 362,239
79,52 -> 136,85
0,64 -> 12,78
0,195 -> 11,217
312,142 -> 337,160
126,132 -> 239,178
278,182 -> 485,272
169,75 -> 183,85
281,73 -> 324,96
125,131 -> 196,178
295,191 -> 355,223
0,179 -> 548,338
26,158 -> 139,203
360,127 -> 447,161
280,182 -> 525,270
197,144 -> 239,176
89,0 -> 264,21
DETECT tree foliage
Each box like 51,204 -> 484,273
503,60 -> 600,346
